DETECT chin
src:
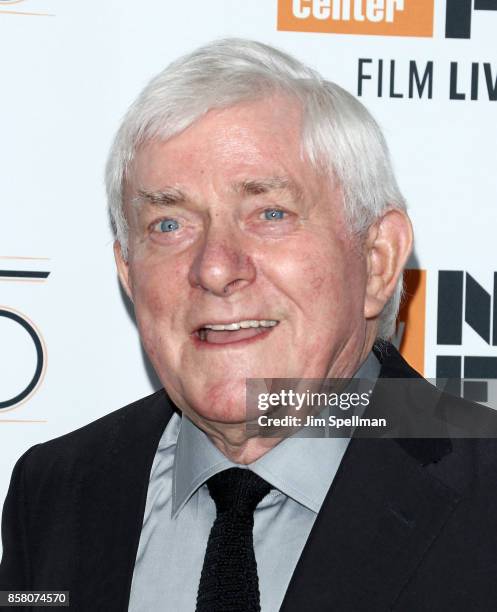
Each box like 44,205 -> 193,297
187,380 -> 249,425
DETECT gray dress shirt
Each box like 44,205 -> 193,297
129,352 -> 380,611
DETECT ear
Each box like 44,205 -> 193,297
113,240 -> 133,302
363,209 -> 413,320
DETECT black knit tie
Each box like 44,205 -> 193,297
195,467 -> 272,612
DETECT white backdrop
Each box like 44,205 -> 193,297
1,0 -> 496,547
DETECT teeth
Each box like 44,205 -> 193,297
202,319 -> 278,331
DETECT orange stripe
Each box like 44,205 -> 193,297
0,419 -> 48,423
398,269 -> 426,375
0,10 -> 54,16
0,256 -> 50,260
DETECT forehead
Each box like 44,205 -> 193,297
128,95 -> 314,191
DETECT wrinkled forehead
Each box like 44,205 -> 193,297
124,94 -> 309,189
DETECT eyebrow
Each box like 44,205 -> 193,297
133,176 -> 302,208
133,187 -> 187,207
234,177 -> 303,201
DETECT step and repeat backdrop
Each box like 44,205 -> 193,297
1,0 -> 496,529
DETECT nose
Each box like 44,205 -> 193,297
188,222 -> 256,297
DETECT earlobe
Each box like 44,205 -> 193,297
113,240 -> 133,302
363,209 -> 413,320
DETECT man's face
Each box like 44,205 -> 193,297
118,95 -> 371,425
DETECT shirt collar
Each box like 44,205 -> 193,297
172,351 -> 381,517
172,415 -> 237,518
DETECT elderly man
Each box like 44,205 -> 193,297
1,39 -> 497,612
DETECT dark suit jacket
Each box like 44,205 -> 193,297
2,344 -> 497,611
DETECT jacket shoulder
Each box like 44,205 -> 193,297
23,388 -> 174,477
374,341 -> 497,475
0,390 -> 175,590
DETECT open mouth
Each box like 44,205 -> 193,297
195,319 -> 279,345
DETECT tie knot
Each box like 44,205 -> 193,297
206,468 -> 271,515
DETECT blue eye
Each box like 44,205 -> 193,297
264,209 -> 285,220
157,219 -> 180,232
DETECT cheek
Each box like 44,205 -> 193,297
288,240 -> 351,301
128,261 -> 182,344
134,277 -> 168,318
129,250 -> 185,309
130,272 -> 182,375
279,235 -> 366,328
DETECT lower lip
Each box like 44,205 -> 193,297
191,325 -> 277,349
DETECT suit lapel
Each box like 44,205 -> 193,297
73,391 -> 173,612
279,436 -> 461,611
280,344 -> 461,611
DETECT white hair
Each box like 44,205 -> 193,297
105,38 -> 407,339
